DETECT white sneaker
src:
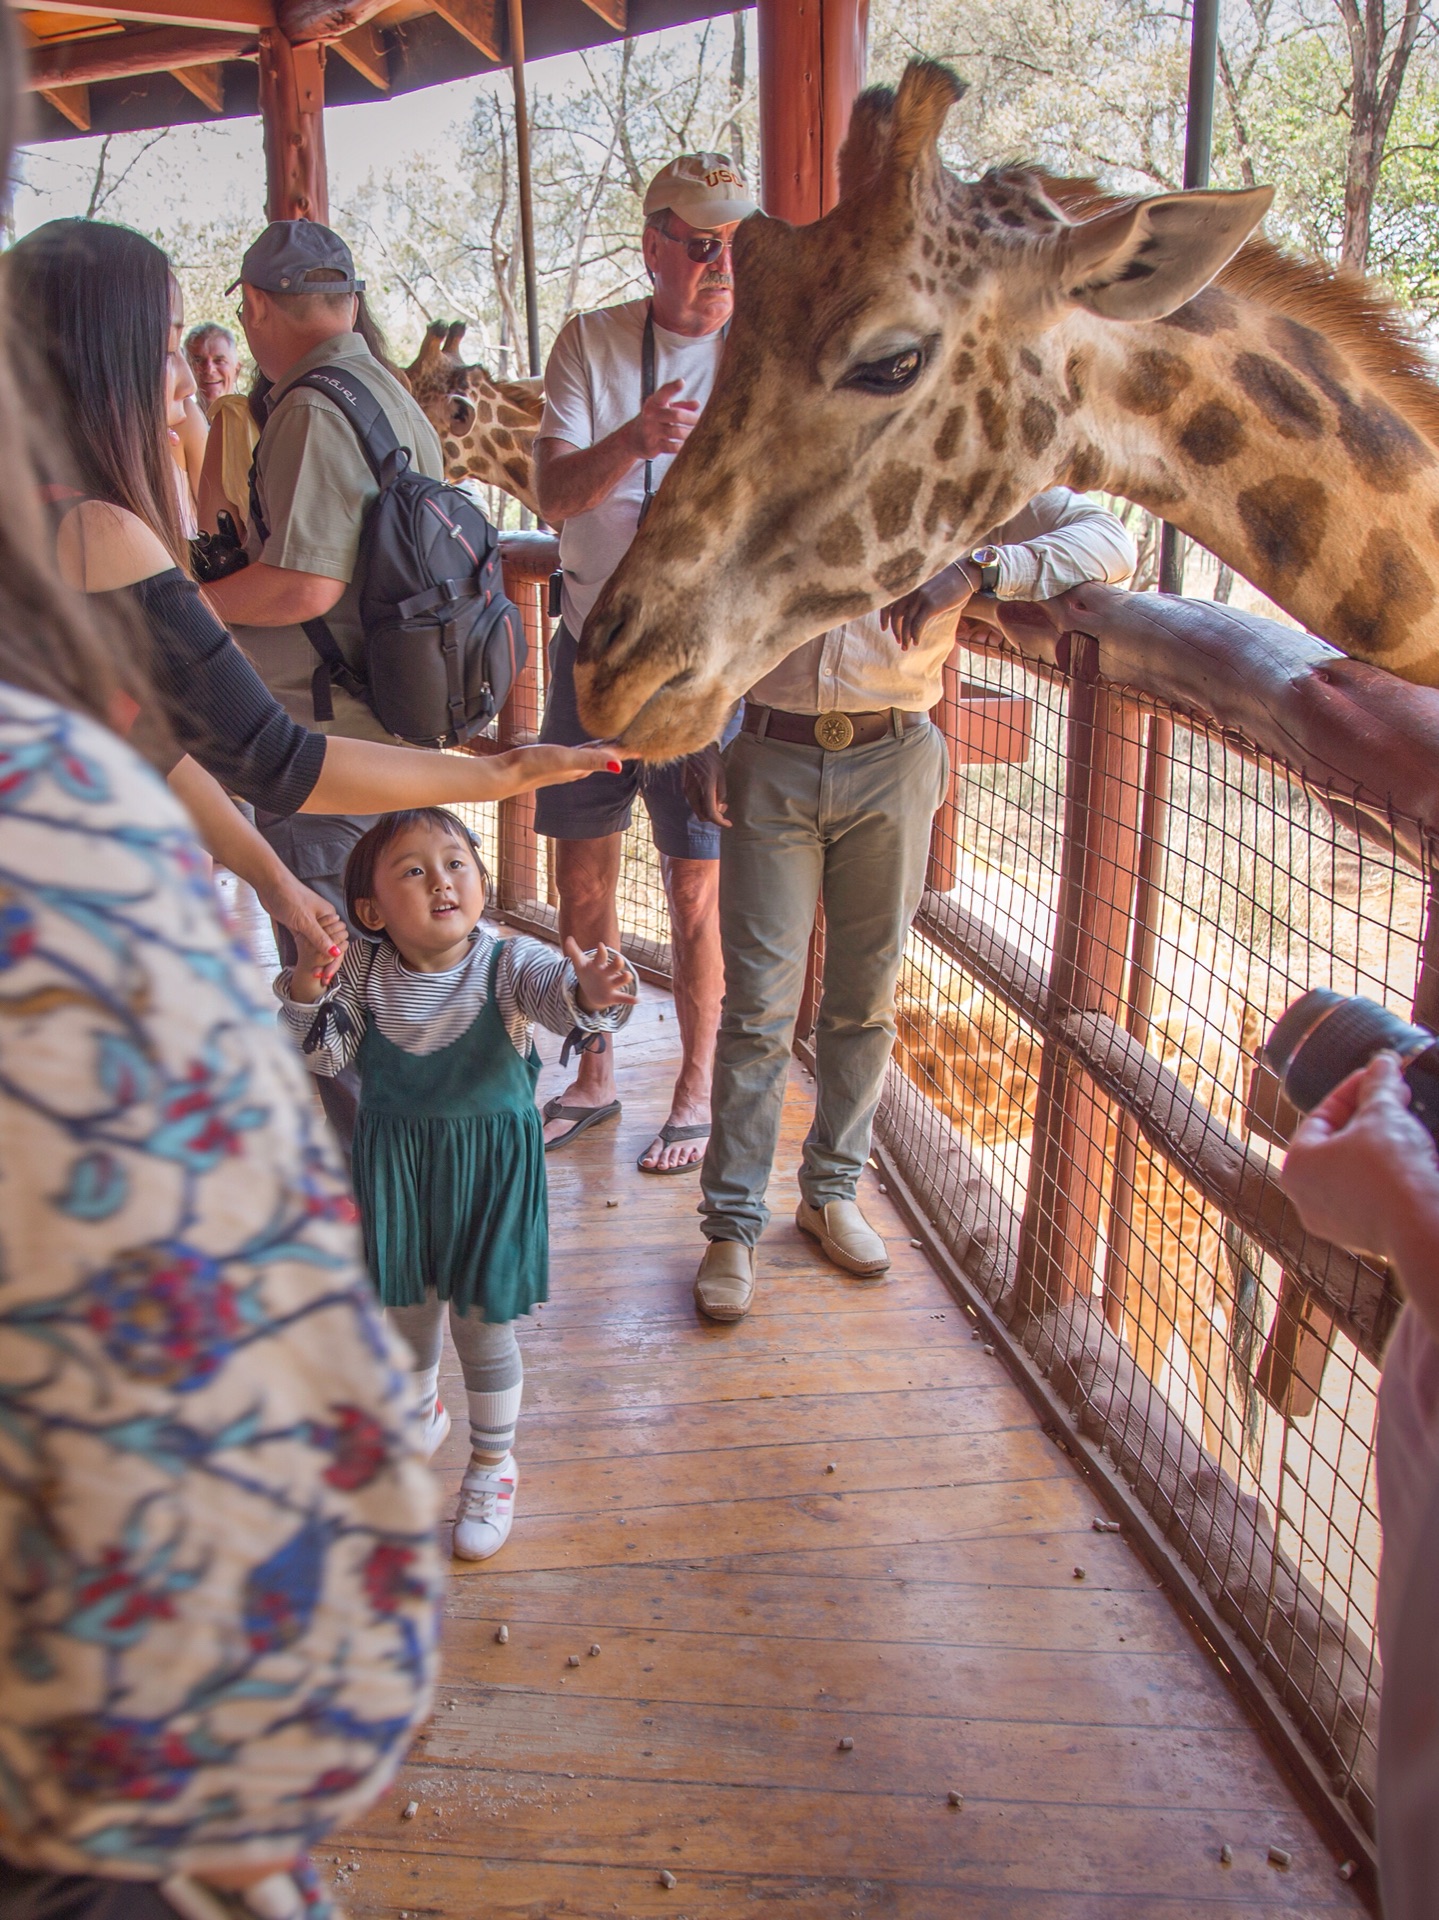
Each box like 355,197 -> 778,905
421,1398 -> 452,1460
453,1452 -> 518,1561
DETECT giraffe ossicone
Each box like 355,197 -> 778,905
575,57 -> 1439,760
402,319 -> 544,514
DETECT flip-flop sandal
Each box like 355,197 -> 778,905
542,1096 -> 621,1151
638,1121 -> 711,1175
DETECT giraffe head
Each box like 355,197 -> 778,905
576,60 -> 1272,757
402,321 -> 544,513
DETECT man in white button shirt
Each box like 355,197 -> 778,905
534,153 -> 756,1174
685,489 -> 1137,1321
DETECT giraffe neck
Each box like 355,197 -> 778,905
1063,295 -> 1439,678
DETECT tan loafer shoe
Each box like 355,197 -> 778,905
795,1198 -> 890,1277
694,1239 -> 756,1322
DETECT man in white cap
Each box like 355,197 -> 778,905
533,154 -> 756,1174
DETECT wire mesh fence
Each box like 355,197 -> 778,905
870,610 -> 1422,1847
489,539 -> 1416,1854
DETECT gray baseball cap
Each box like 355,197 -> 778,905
226,220 -> 366,297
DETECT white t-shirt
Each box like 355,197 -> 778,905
540,297 -> 726,634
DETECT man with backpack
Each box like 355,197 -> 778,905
210,220 -> 475,1144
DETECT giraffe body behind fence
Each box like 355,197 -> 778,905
576,59 -> 1439,758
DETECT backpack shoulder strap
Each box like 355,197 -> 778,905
287,364 -> 406,482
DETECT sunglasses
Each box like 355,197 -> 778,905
661,226 -> 730,265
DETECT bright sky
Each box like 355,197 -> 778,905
13,46 -> 611,237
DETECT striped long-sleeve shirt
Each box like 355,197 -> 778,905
277,927 -> 633,1074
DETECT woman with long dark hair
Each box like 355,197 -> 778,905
0,18 -> 439,1920
5,218 -> 610,966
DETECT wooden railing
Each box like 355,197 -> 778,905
494,537 -> 1428,1883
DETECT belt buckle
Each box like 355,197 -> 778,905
814,711 -> 855,750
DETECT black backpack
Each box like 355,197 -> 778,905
265,363 -> 526,748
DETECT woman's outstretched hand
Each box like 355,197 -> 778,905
484,743 -> 625,798
565,936 -> 638,1014
262,876 -> 347,991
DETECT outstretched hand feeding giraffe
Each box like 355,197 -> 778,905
576,58 -> 1439,758
402,321 -> 544,514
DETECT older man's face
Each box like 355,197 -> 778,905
643,212 -> 740,332
187,331 -> 239,403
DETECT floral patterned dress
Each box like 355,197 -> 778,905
0,686 -> 440,1882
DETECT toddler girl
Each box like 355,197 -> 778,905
281,807 -> 635,1559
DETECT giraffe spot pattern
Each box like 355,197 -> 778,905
1061,351 -> 1088,414
1066,444 -> 1106,491
1233,354 -> 1323,440
977,389 -> 1008,450
1236,475 -> 1328,578
443,440 -> 461,460
1337,398 -> 1432,493
952,351 -> 976,380
1019,349 -> 1042,376
492,429 -> 515,452
1177,401 -> 1246,468
1020,398 -> 1057,457
1117,349 -> 1192,416
869,463 -> 926,540
816,512 -> 864,568
876,548 -> 927,595
933,407 -> 966,461
781,586 -> 874,627
925,470 -> 992,537
1327,529 -> 1436,655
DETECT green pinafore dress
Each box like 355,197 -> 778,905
350,941 -> 547,1321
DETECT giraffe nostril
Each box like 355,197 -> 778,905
581,606 -> 626,663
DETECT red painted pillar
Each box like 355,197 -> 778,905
757,0 -> 869,223
259,32 -> 329,224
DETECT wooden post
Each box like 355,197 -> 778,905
506,0 -> 541,379
1101,713 -> 1172,1335
259,31 -> 329,224
1011,643 -> 1144,1323
757,0 -> 868,222
495,536 -> 557,913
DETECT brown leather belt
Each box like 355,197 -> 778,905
741,704 -> 924,750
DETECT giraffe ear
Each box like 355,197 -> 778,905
1060,184 -> 1274,323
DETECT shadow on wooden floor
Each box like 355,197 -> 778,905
330,981 -> 1366,1917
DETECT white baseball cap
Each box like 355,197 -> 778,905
644,153 -> 756,229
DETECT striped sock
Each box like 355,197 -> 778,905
412,1361 -> 440,1425
467,1382 -> 523,1461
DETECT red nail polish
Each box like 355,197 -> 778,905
606,758 -> 622,773
328,946 -> 341,956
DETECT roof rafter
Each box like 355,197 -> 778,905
24,23 -> 257,85
12,0 -> 274,32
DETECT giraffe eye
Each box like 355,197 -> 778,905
840,346 -> 926,395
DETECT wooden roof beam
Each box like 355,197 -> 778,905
172,56 -> 223,104
38,80 -> 90,125
25,24 -> 257,84
330,16 -> 386,86
273,0 -> 388,41
577,0 -> 624,28
427,0 -> 499,59
12,0 -> 274,32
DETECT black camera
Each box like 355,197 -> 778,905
190,510 -> 250,585
1264,989 -> 1439,1146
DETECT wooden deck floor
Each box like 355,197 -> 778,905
331,983 -> 1367,1918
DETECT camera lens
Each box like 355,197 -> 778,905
1264,988 -> 1433,1114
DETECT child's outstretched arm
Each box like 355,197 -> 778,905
276,937 -> 372,1076
495,934 -> 638,1050
564,937 -> 639,1015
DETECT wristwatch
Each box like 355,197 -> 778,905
969,545 -> 1002,594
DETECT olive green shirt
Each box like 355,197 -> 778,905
237,331 -> 444,744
